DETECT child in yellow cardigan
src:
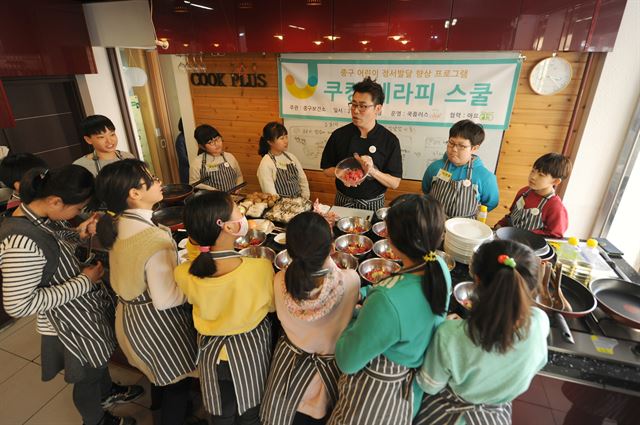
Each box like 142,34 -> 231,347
175,191 -> 275,424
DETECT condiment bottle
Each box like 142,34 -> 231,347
477,205 -> 488,223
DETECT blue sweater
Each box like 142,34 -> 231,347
421,154 -> 499,211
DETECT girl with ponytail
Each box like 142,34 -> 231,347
174,190 -> 275,424
261,212 -> 360,425
414,239 -> 549,425
328,194 -> 452,425
95,159 -> 197,425
257,122 -> 310,199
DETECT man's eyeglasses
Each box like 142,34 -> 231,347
446,140 -> 472,150
348,102 -> 375,112
206,136 -> 223,145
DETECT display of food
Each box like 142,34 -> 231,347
337,217 -> 371,235
379,249 -> 399,260
264,197 -> 312,223
238,192 -> 279,217
345,242 -> 369,255
335,234 -> 373,257
358,258 -> 401,284
373,239 -> 401,262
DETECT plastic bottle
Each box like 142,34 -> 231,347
477,205 -> 488,223
581,239 -> 600,265
557,236 -> 580,261
558,237 -> 591,285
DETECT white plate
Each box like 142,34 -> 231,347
248,219 -> 275,234
445,218 -> 493,242
178,238 -> 189,249
274,233 -> 286,245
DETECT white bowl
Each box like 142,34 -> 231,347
274,232 -> 286,245
445,218 -> 493,243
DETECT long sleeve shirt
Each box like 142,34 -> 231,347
257,151 -> 310,199
497,186 -> 569,238
189,152 -> 244,191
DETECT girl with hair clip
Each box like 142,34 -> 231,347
261,212 -> 360,425
174,191 -> 275,425
0,165 -> 142,425
257,122 -> 310,198
189,124 -> 244,192
95,159 -> 198,425
328,194 -> 452,425
414,240 -> 550,425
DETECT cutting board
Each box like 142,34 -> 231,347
329,206 -> 374,220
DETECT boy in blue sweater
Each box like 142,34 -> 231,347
422,120 -> 499,218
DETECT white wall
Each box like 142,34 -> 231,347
75,46 -> 132,154
563,0 -> 640,239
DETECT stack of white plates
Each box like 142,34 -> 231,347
444,218 -> 493,264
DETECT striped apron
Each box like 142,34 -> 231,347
334,191 -> 385,212
412,387 -> 512,425
117,212 -> 198,386
430,159 -> 479,219
269,152 -> 301,198
261,336 -> 341,425
200,152 -> 238,192
509,189 -> 553,231
93,150 -> 123,174
22,205 -> 117,368
327,355 -> 414,425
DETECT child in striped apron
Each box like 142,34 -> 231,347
414,240 -> 550,425
257,122 -> 310,199
421,120 -> 499,218
175,191 -> 275,425
95,160 -> 199,425
328,194 -> 452,425
0,152 -> 47,216
496,153 -> 572,238
189,124 -> 244,192
261,212 -> 360,425
0,165 -> 142,425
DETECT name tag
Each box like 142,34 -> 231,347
277,163 -> 288,170
516,197 -> 525,210
436,169 -> 452,182
207,164 -> 219,171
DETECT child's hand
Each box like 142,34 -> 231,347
77,213 -> 99,239
446,313 -> 462,321
82,261 -> 104,283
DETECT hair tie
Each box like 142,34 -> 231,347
106,210 -> 117,217
497,254 -> 517,269
39,169 -> 49,180
216,218 -> 225,228
423,251 -> 438,263
198,245 -> 211,253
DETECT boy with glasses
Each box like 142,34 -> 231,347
320,77 -> 403,211
421,119 -> 499,218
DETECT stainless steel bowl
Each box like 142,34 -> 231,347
274,249 -> 292,270
336,216 -> 371,235
334,234 -> 374,257
239,246 -> 276,262
436,250 -> 456,271
358,258 -> 401,284
371,221 -> 388,238
453,281 -> 476,310
373,239 -> 401,262
330,251 -> 359,270
234,229 -> 266,250
375,207 -> 389,221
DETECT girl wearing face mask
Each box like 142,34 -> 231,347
175,191 -> 275,425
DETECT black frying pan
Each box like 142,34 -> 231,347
589,278 -> 640,330
496,227 -> 548,255
534,274 -> 597,344
152,205 -> 184,231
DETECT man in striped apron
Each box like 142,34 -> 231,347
321,78 -> 403,211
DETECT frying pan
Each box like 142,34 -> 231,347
589,278 -> 640,330
534,274 -> 597,344
161,177 -> 208,204
495,227 -> 548,256
151,205 -> 184,231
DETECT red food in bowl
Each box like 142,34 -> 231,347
345,242 -> 368,255
343,168 -> 365,185
249,238 -> 262,246
363,268 -> 392,283
380,250 -> 399,260
346,225 -> 366,234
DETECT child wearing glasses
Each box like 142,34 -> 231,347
190,124 -> 244,192
421,120 -> 499,219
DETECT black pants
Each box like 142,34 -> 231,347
208,362 -> 260,425
150,378 -> 194,425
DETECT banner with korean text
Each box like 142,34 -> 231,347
278,53 -> 521,130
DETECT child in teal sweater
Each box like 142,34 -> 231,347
328,194 -> 452,425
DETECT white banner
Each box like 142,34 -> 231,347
279,53 -> 521,130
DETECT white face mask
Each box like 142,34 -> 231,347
217,216 -> 249,237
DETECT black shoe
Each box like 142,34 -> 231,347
101,383 -> 145,409
100,412 -> 137,425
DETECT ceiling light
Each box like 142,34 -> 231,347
323,35 -> 340,41
274,34 -> 284,40
400,40 -> 409,45
183,43 -> 189,47
360,40 -> 370,45
288,25 -> 306,30
313,40 -> 323,45
184,1 -> 213,10
306,0 -> 322,5
213,43 -> 220,47
388,35 -> 403,41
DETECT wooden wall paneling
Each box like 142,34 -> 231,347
189,51 -> 589,228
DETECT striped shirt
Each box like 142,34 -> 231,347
0,234 -> 92,335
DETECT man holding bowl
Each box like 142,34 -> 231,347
320,77 -> 403,211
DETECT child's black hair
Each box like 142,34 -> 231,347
386,193 -> 448,315
533,153 -> 572,180
468,239 -> 539,353
19,165 -> 94,206
81,115 -> 115,137
352,76 -> 385,105
183,191 -> 235,278
449,119 -> 485,146
258,122 -> 288,157
284,212 -> 333,300
0,153 -> 47,189
95,159 -> 154,249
